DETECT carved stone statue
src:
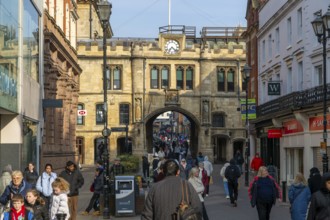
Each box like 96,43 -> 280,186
203,100 -> 209,123
135,97 -> 142,121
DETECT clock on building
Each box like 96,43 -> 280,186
164,39 -> 180,55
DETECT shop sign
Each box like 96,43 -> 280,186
268,82 -> 281,95
240,99 -> 257,120
283,119 -> 304,134
268,129 -> 282,138
309,115 -> 330,131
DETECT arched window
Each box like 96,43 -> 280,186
212,113 -> 225,127
217,68 -> 225,91
161,66 -> 169,89
77,103 -> 84,125
227,68 -> 235,92
186,67 -> 193,90
151,66 -> 159,89
176,66 -> 184,90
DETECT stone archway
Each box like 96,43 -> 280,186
144,106 -> 201,157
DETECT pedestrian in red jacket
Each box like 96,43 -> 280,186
251,153 -> 264,174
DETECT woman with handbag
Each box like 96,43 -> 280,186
288,173 -> 311,220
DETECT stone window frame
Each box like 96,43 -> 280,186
212,112 -> 226,127
106,65 -> 122,90
95,103 -> 104,125
175,65 -> 195,90
77,103 -> 84,125
119,103 -> 130,125
149,65 -> 171,90
217,68 -> 225,91
216,67 -> 236,92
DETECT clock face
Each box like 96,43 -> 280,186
164,40 -> 180,55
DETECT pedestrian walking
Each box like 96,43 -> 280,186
179,158 -> 191,180
307,172 -> 330,220
203,156 -> 213,196
49,177 -> 70,220
36,163 -> 57,209
251,153 -> 264,175
81,168 -> 103,216
0,170 -> 32,206
141,159 -> 202,220
188,167 -> 209,220
59,161 -> 84,220
234,150 -> 244,174
198,162 -> 209,197
142,155 -> 150,180
308,167 -> 322,194
220,162 -> 230,199
25,189 -> 49,220
248,166 -> 281,220
288,173 -> 311,220
224,159 -> 241,207
23,162 -> 39,188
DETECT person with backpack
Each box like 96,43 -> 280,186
141,159 -> 202,220
36,163 -> 57,209
224,159 -> 241,207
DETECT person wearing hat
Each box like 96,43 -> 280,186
59,161 -> 84,220
109,158 -> 125,179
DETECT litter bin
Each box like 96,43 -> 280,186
115,176 -> 135,216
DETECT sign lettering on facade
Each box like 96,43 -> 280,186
309,115 -> 330,131
268,82 -> 281,95
77,110 -> 87,116
283,119 -> 304,134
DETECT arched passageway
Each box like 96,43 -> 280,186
144,106 -> 200,158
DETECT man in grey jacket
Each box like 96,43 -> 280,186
141,159 -> 202,220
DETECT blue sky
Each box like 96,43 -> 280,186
109,0 -> 247,38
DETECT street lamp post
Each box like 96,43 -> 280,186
97,0 -> 112,219
242,64 -> 251,187
311,5 -> 330,174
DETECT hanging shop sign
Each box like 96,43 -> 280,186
268,82 -> 281,95
240,99 -> 256,120
268,129 -> 282,138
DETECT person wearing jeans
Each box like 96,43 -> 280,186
220,162 -> 230,199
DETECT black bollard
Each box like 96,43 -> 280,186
56,213 -> 67,220
281,181 -> 287,203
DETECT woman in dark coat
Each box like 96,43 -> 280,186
307,172 -> 330,220
308,167 -> 322,194
25,189 -> 49,220
248,166 -> 282,220
23,162 -> 39,188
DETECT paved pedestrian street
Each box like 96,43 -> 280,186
77,164 -> 291,220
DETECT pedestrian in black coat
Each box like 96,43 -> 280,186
142,156 -> 150,179
225,159 -> 241,207
23,162 -> 39,188
308,167 -> 322,194
25,189 -> 49,220
307,172 -> 330,220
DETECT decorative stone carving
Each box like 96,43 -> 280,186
135,97 -> 142,122
202,100 -> 209,123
